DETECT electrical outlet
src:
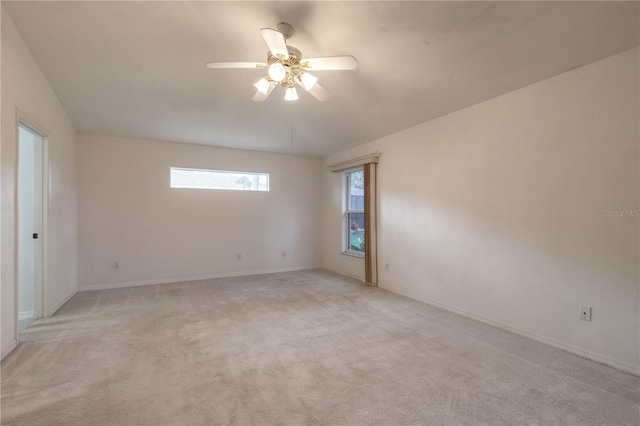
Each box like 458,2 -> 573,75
579,305 -> 591,321
385,263 -> 389,271
282,251 -> 286,258
236,253 -> 242,261
113,261 -> 119,269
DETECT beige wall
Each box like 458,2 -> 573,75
77,133 -> 322,289
1,7 -> 79,358
323,48 -> 639,374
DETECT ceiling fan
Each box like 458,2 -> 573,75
206,23 -> 358,102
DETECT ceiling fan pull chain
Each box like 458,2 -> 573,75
290,104 -> 294,148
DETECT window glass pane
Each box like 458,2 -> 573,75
170,168 -> 269,191
348,212 -> 365,252
348,170 -> 364,210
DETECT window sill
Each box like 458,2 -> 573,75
342,251 -> 365,259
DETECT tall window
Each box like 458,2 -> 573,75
345,168 -> 365,255
329,154 -> 378,284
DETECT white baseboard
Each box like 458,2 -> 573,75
18,310 -> 34,321
380,282 -> 640,377
50,288 -> 78,315
1,339 -> 17,361
78,265 -> 322,292
321,266 -> 364,283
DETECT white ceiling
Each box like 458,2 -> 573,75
4,1 -> 639,156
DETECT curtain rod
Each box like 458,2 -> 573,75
326,151 -> 381,171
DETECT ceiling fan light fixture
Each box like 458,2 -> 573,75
206,23 -> 356,102
254,77 -> 271,95
267,62 -> 288,82
298,72 -> 318,91
284,86 -> 299,101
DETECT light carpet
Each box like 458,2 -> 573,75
1,269 -> 638,425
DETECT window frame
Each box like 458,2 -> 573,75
343,167 -> 365,258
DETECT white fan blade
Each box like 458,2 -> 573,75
300,56 -> 358,71
307,83 -> 331,101
294,77 -> 331,101
252,82 -> 276,102
206,62 -> 266,69
260,28 -> 289,59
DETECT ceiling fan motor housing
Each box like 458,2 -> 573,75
276,22 -> 294,39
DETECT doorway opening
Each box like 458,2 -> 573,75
17,122 -> 47,333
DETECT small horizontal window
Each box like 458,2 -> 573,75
170,167 -> 269,191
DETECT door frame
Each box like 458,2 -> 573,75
14,110 -> 49,342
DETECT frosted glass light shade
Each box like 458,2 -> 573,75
267,63 -> 287,82
284,86 -> 298,101
299,72 -> 318,90
254,77 -> 271,95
